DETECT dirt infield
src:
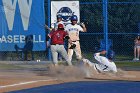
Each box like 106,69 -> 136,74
0,61 -> 140,93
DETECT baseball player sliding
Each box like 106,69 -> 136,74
83,49 -> 117,73
65,15 -> 87,62
46,24 -> 72,66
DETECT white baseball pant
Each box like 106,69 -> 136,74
82,57 -> 117,73
51,45 -> 72,65
68,41 -> 82,62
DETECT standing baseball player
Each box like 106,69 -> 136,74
46,24 -> 72,66
54,15 -> 65,30
45,15 -> 65,61
65,15 -> 87,62
83,49 -> 117,73
55,15 -> 65,61
45,15 -> 64,31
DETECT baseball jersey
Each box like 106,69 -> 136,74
48,30 -> 68,45
65,24 -> 83,41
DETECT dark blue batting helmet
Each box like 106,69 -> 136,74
57,15 -> 62,19
71,15 -> 78,21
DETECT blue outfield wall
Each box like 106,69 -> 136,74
0,0 -> 46,51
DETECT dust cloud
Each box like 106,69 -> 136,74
47,64 -> 137,81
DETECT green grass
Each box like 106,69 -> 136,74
0,63 -> 23,69
116,62 -> 140,67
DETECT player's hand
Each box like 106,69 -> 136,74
45,24 -> 53,31
80,22 -> 86,28
69,44 -> 76,49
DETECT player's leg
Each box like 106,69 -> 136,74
133,46 -> 137,60
31,51 -> 34,60
101,57 -> 117,73
110,62 -> 117,73
94,63 -> 104,73
24,50 -> 28,61
50,45 -> 58,66
58,53 -> 62,61
82,58 -> 101,73
137,46 -> 140,60
94,55 -> 115,72
82,58 -> 94,67
95,61 -> 117,73
74,41 -> 82,60
68,43 -> 74,62
58,45 -> 72,65
137,48 -> 139,60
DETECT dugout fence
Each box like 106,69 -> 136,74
79,0 -> 140,61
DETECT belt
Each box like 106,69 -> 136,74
72,40 -> 79,42
51,44 -> 63,45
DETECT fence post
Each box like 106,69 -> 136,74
103,0 -> 109,51
48,0 -> 51,61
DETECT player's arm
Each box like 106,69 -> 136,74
46,31 -> 53,41
45,24 -> 54,31
65,35 -> 76,49
80,23 -> 87,32
63,31 -> 72,44
94,53 -> 100,56
46,35 -> 50,48
46,35 -> 50,41
64,34 -> 72,44
46,34 -> 52,48
94,53 -> 102,63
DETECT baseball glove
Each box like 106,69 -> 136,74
69,44 -> 76,49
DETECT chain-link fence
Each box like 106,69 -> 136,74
79,1 -> 140,61
0,0 -> 140,61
